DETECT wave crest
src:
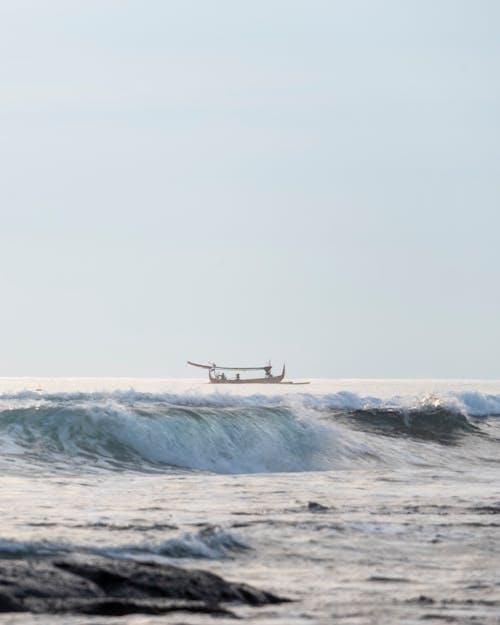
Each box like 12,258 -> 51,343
0,526 -> 249,561
0,393 -> 338,474
332,405 -> 478,443
0,389 -> 497,475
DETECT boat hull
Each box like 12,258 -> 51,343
209,365 -> 285,384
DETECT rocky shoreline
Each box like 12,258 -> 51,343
0,556 -> 288,617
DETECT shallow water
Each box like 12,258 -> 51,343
0,378 -> 499,624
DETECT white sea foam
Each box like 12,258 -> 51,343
129,526 -> 250,560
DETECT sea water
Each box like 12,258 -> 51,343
0,378 -> 499,624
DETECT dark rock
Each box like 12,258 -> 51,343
417,595 -> 435,604
0,590 -> 24,612
69,598 -> 235,617
0,556 -> 287,616
307,501 -> 329,512
0,559 -> 102,602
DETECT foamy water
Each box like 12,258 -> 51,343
1,378 -> 499,624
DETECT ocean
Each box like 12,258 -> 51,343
0,378 -> 499,624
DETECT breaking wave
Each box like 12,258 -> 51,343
0,389 -> 498,475
327,406 -> 479,443
0,525 -> 249,561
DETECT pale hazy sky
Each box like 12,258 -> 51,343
1,0 -> 499,377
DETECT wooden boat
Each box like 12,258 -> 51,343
187,361 -> 286,384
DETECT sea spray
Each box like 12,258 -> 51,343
0,388 -> 498,475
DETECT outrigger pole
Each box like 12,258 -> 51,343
187,361 -> 271,372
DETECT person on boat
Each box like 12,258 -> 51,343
236,373 -> 240,381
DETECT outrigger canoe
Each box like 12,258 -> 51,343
187,361 -> 286,384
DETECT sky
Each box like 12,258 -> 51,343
1,0 -> 499,378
